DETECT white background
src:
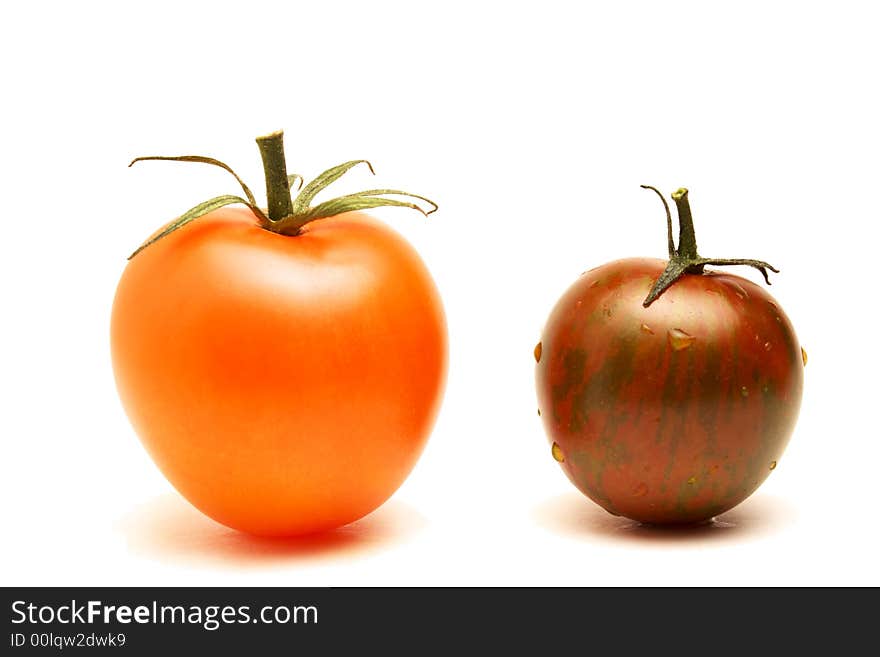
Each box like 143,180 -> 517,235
2,1 -> 878,586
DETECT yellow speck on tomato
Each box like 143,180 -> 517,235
668,328 -> 696,351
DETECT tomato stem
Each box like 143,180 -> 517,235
671,188 -> 699,261
256,130 -> 295,223
127,133 -> 437,255
641,186 -> 780,307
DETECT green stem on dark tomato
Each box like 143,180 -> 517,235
641,186 -> 780,308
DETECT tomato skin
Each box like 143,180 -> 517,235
111,207 -> 447,536
535,258 -> 803,524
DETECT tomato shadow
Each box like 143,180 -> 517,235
532,491 -> 798,544
115,492 -> 427,568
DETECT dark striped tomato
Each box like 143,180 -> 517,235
535,188 -> 804,525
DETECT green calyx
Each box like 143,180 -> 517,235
127,130 -> 437,259
639,185 -> 779,307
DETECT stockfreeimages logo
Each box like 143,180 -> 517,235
11,599 -> 318,632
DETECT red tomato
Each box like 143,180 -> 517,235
111,133 -> 446,536
535,188 -> 804,524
